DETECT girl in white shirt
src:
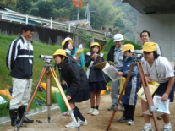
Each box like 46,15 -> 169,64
141,42 -> 174,131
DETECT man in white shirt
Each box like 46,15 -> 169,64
140,30 -> 162,56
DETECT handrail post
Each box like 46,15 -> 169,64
25,14 -> 28,25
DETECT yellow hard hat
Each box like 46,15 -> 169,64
52,49 -> 67,57
122,44 -> 134,52
141,42 -> 157,52
62,37 -> 73,46
90,42 -> 102,51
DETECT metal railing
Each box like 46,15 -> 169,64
0,10 -> 104,36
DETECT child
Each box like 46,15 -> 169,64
117,44 -> 141,125
52,49 -> 90,128
62,37 -> 85,68
85,42 -> 107,116
141,42 -> 174,131
61,37 -> 85,115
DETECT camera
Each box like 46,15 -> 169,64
40,55 -> 53,64
129,50 -> 143,58
129,50 -> 143,54
128,50 -> 143,62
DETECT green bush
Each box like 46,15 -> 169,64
103,38 -> 141,52
123,40 -> 141,50
103,38 -> 115,52
79,33 -> 93,48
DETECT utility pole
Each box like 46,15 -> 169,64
85,1 -> 96,28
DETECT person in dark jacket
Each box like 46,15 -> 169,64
107,34 -> 124,111
61,37 -> 85,116
116,44 -> 141,126
6,25 -> 35,126
52,49 -> 90,128
85,42 -> 107,116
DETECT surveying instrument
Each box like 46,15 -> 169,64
106,50 -> 161,131
16,55 -> 80,131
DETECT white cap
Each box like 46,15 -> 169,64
113,34 -> 123,42
64,37 -> 73,43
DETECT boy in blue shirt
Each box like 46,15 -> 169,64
117,44 -> 141,125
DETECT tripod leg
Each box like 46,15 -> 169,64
26,68 -> 47,112
106,64 -> 135,131
47,106 -> 51,123
46,70 -> 52,123
137,63 -> 160,131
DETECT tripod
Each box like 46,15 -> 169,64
106,57 -> 161,131
16,56 -> 80,131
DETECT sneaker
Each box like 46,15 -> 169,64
157,116 -> 162,120
87,108 -> 94,114
65,121 -> 80,128
91,109 -> 99,116
63,112 -> 69,116
141,126 -> 154,131
78,119 -> 88,125
127,120 -> 134,125
118,117 -> 128,123
107,105 -> 118,111
107,106 -> 114,111
162,124 -> 172,131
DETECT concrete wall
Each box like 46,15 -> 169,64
137,14 -> 175,61
0,20 -> 86,48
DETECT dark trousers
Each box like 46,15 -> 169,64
123,104 -> 135,120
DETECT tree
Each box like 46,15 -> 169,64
30,7 -> 39,16
16,0 -> 31,14
83,0 -> 124,30
35,1 -> 53,19
0,0 -> 17,10
113,0 -> 140,41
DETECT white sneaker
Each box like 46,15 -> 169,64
141,126 -> 154,131
87,108 -> 94,114
91,109 -> 99,116
78,119 -> 88,125
127,120 -> 134,125
65,121 -> 80,128
162,124 -> 172,131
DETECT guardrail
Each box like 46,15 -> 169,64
0,10 -> 105,36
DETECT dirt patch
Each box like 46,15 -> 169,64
1,94 -> 175,131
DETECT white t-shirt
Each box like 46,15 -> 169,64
142,57 -> 174,83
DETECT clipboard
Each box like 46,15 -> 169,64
95,62 -> 107,69
75,48 -> 84,58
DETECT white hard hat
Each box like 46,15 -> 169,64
113,34 -> 123,42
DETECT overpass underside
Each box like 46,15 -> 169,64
122,0 -> 175,61
122,0 -> 175,14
